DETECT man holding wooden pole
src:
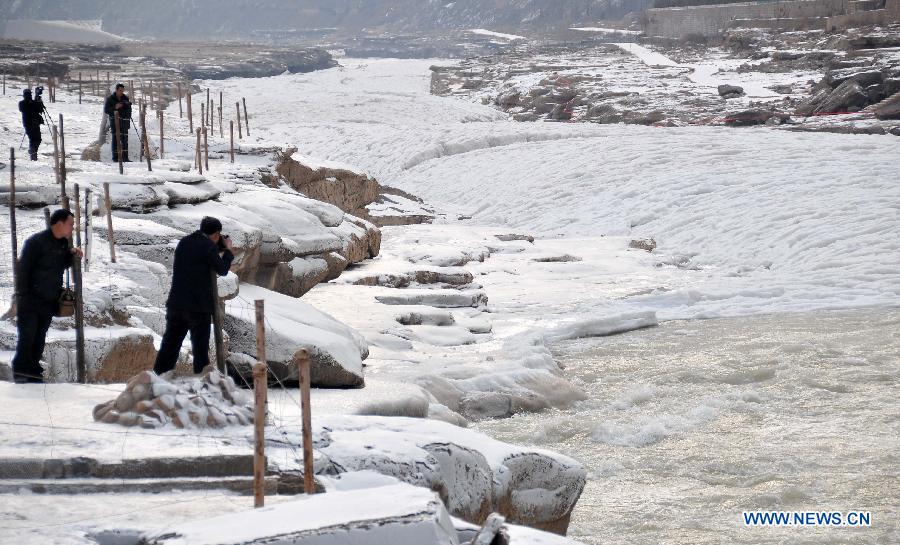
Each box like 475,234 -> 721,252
152,217 -> 233,376
12,210 -> 83,383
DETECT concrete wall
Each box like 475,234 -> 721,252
645,0 -> 849,38
827,0 -> 900,29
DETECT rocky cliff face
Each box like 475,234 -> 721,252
1,0 -> 647,39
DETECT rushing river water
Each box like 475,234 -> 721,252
476,309 -> 899,545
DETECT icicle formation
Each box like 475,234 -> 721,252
93,368 -> 254,429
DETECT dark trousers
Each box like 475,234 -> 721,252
110,117 -> 130,160
12,306 -> 54,382
153,309 -> 212,375
25,125 -> 41,160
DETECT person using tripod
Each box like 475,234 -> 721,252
103,83 -> 132,162
18,88 -> 45,161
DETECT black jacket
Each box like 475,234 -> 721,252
17,229 -> 72,312
18,97 -> 44,128
104,92 -> 132,120
166,231 -> 234,314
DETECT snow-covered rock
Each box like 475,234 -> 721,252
306,416 -> 586,534
224,284 -> 366,388
92,369 -> 254,429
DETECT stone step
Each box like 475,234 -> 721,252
0,475 -> 282,495
0,454 -> 254,480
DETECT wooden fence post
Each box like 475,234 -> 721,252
78,72 -> 83,104
229,120 -> 235,163
72,184 -> 86,383
103,183 -> 117,263
84,188 -> 92,272
203,127 -> 209,171
177,82 -> 183,118
6,148 -> 17,317
187,91 -> 193,133
158,110 -> 164,159
218,91 -> 223,138
236,102 -> 242,139
196,129 -> 203,175
114,111 -> 124,174
211,271 -> 226,373
140,103 -> 152,171
242,97 -> 250,136
253,299 -> 268,508
201,102 -> 206,130
58,115 -> 69,209
297,349 -> 315,494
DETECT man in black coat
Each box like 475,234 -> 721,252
103,83 -> 132,162
13,210 -> 83,383
18,88 -> 44,161
153,216 -> 234,375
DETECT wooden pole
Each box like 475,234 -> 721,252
196,129 -> 203,175
211,270 -> 226,374
177,82 -> 183,118
201,102 -> 206,131
103,183 -> 117,263
43,207 -> 51,229
229,120 -> 235,163
114,111 -> 124,174
51,126 -> 59,182
219,91 -> 223,138
187,91 -> 193,133
236,102 -> 242,139
58,115 -> 68,208
2,74 -> 5,95
8,148 -> 17,314
209,100 -> 214,135
84,188 -> 92,272
297,349 -> 315,494
78,72 -> 82,104
149,79 -> 154,110
158,110 -> 164,159
253,299 -> 268,508
72,184 -> 86,384
142,104 -> 152,171
203,127 -> 209,172
242,97 -> 250,136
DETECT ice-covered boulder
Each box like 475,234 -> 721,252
224,284 -> 366,388
307,416 -> 586,534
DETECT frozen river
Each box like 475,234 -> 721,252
476,309 -> 899,544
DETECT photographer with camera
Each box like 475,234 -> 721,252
18,87 -> 45,161
103,83 -> 132,162
153,216 -> 234,376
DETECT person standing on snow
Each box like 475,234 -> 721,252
18,88 -> 45,161
103,83 -> 132,162
153,217 -> 234,376
13,209 -> 83,383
